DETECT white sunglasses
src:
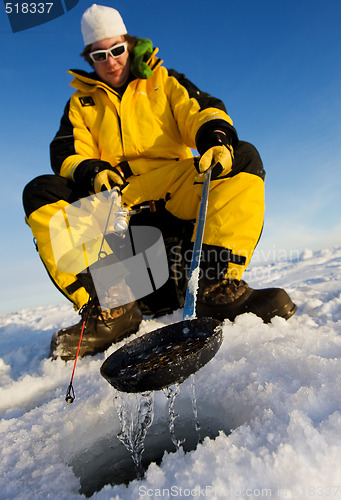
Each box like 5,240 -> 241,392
89,41 -> 128,63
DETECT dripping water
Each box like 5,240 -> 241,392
115,391 -> 154,479
190,374 -> 201,439
163,383 -> 185,450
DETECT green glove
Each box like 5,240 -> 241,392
130,38 -> 154,79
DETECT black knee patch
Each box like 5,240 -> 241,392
23,174 -> 88,218
232,141 -> 265,180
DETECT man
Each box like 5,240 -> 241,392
23,4 -> 296,361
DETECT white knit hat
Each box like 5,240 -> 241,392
81,4 -> 127,46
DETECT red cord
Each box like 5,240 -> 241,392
70,318 -> 86,384
65,318 -> 86,404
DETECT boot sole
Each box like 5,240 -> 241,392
277,300 -> 297,321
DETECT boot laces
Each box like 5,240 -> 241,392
202,279 -> 249,304
80,297 -> 127,330
79,297 -> 111,330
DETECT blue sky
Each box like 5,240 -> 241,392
0,0 -> 340,313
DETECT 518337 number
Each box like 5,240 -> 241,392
5,3 -> 54,14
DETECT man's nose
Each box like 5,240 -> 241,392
107,53 -> 119,65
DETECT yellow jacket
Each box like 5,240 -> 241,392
50,49 -> 237,183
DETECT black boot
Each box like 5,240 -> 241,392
49,299 -> 143,361
196,277 -> 297,323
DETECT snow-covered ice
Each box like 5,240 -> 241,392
1,247 -> 341,499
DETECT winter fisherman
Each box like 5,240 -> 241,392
23,4 -> 296,361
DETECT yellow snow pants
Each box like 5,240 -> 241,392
23,141 -> 265,310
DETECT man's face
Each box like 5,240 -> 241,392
90,35 -> 130,88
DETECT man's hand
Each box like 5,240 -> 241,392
73,159 -> 127,194
195,129 -> 235,182
93,168 -> 125,193
197,144 -> 233,179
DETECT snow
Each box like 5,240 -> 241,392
1,247 -> 341,499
